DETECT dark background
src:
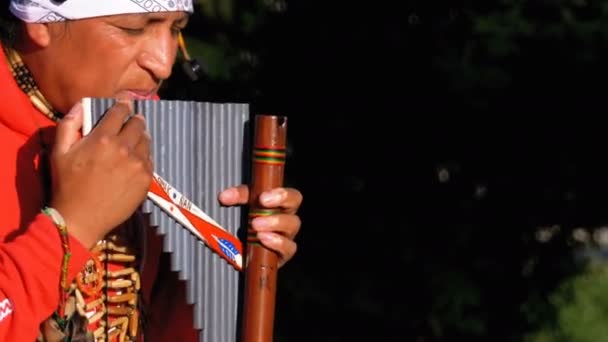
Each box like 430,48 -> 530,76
161,1 -> 608,341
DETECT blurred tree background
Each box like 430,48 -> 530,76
160,0 -> 608,341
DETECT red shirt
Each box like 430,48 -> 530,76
0,45 -> 197,341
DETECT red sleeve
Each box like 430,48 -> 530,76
0,213 -> 92,341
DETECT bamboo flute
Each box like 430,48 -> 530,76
241,114 -> 288,342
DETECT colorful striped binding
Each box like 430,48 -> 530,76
253,147 -> 286,165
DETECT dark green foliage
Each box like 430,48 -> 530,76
160,1 -> 608,341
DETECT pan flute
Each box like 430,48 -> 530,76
82,97 -> 250,342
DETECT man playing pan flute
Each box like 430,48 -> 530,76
0,1 -> 303,341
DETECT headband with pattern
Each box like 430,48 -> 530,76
9,0 -> 194,23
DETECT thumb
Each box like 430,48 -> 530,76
53,101 -> 84,156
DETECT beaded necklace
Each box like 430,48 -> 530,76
3,46 -> 63,122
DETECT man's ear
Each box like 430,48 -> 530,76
23,23 -> 51,47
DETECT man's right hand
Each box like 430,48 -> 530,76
49,100 -> 153,248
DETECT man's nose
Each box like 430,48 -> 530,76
138,30 -> 178,81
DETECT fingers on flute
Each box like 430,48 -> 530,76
218,186 -> 303,211
257,232 -> 297,268
251,213 -> 301,240
91,101 -> 133,136
218,185 -> 249,206
133,130 -> 153,173
53,102 -> 84,156
118,114 -> 147,150
259,187 -> 303,214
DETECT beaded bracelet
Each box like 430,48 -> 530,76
41,207 -> 71,317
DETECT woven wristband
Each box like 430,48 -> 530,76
41,207 -> 72,294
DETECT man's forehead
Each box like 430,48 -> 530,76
108,11 -> 190,23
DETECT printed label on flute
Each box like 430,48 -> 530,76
153,174 -> 195,213
148,172 -> 244,270
178,194 -> 193,212
154,174 -> 171,194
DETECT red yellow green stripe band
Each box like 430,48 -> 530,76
253,148 -> 286,165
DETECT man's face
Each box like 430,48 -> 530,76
37,11 -> 189,113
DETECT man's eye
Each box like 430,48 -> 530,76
119,26 -> 145,35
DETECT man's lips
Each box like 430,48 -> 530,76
126,90 -> 157,100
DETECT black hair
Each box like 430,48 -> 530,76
0,6 -> 19,48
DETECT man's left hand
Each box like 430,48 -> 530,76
219,185 -> 302,267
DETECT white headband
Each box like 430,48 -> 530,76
9,0 -> 194,23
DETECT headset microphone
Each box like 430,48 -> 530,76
178,32 -> 204,82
